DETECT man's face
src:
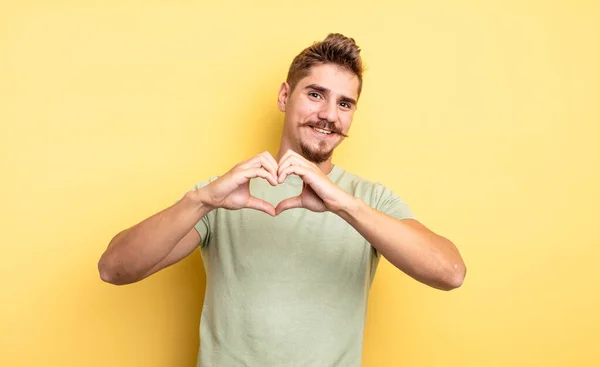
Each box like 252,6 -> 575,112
278,63 -> 360,164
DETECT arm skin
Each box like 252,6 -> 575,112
336,198 -> 466,291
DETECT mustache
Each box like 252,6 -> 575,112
302,120 -> 349,138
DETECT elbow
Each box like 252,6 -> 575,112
98,257 -> 118,285
98,229 -> 138,285
440,262 -> 467,291
98,256 -> 132,286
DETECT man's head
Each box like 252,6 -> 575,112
278,33 -> 364,164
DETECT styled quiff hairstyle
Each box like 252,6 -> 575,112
286,33 -> 364,98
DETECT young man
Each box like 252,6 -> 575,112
98,33 -> 466,366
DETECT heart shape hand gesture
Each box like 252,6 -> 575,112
200,150 -> 352,217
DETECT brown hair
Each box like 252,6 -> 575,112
286,33 -> 364,98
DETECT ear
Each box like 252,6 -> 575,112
277,82 -> 290,112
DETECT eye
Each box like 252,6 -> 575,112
339,102 -> 353,109
309,92 -> 322,99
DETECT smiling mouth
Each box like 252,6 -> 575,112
311,126 -> 334,135
305,123 -> 349,138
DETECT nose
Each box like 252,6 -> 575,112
317,99 -> 338,123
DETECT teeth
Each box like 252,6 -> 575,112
313,127 -> 332,135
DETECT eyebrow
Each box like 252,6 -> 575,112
305,84 -> 358,106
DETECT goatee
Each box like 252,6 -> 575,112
300,141 -> 333,164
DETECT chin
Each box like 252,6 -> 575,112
300,143 -> 333,164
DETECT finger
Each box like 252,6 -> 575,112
288,150 -> 318,169
278,149 -> 296,166
277,158 -> 295,183
278,164 -> 310,184
240,151 -> 270,166
279,149 -> 317,171
275,196 -> 303,215
240,167 -> 278,186
245,155 -> 277,183
241,153 -> 278,184
237,152 -> 261,169
282,149 -> 307,164
262,151 -> 279,172
279,154 -> 310,169
277,156 -> 310,182
259,155 -> 279,184
245,196 -> 276,216
239,153 -> 265,169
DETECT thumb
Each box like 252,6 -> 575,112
245,196 -> 276,216
275,196 -> 303,215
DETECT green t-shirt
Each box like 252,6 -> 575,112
190,165 -> 416,367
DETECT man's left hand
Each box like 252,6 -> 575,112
275,150 -> 355,215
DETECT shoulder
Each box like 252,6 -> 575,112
333,167 -> 398,207
334,166 -> 416,220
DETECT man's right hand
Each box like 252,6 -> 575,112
199,151 -> 279,216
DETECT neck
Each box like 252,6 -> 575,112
276,138 -> 334,175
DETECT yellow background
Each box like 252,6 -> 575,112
1,1 -> 598,366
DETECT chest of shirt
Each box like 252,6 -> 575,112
205,206 -> 373,284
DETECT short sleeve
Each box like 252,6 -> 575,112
368,183 -> 417,263
373,183 -> 417,221
178,177 -> 219,249
190,182 -> 212,248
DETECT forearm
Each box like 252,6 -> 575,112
98,190 -> 211,283
336,198 -> 466,291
